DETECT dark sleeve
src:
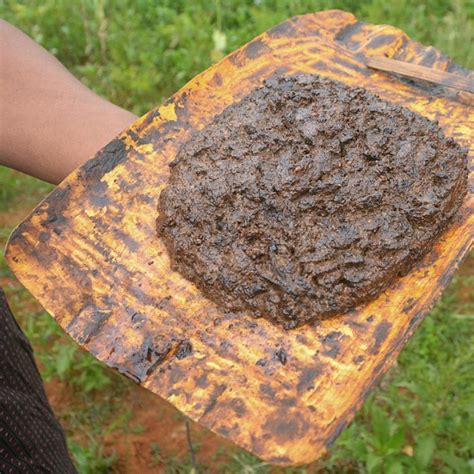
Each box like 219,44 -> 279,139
0,289 -> 77,473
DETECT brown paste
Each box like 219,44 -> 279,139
157,74 -> 468,329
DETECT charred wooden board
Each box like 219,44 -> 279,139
5,10 -> 473,466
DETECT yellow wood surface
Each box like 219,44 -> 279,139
5,10 -> 473,466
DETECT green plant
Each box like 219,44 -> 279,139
326,270 -> 474,473
150,441 -> 164,466
162,455 -> 208,474
219,452 -> 270,473
68,438 -> 117,474
0,166 -> 52,211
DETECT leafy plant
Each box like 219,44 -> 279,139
219,452 -> 270,473
68,438 -> 117,474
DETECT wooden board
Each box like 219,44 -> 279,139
5,10 -> 473,466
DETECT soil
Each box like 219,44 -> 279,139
158,74 -> 468,328
0,207 -> 32,228
104,386 -> 238,473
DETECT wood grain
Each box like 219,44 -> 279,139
5,10 -> 473,466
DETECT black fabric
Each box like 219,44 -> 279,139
0,289 -> 76,473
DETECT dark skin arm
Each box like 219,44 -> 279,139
0,19 -> 137,184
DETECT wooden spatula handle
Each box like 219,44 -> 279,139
367,56 -> 474,94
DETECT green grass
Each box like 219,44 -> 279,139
1,0 -> 472,116
328,284 -> 474,473
0,0 -> 473,472
68,439 -> 118,474
0,166 -> 52,211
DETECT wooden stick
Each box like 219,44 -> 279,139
185,420 -> 197,471
367,56 -> 474,94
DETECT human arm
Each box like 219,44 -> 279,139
0,19 -> 137,184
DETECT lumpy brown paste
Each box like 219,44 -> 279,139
157,75 -> 467,329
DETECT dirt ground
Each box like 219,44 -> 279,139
43,378 -> 238,473
105,388 -> 236,473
